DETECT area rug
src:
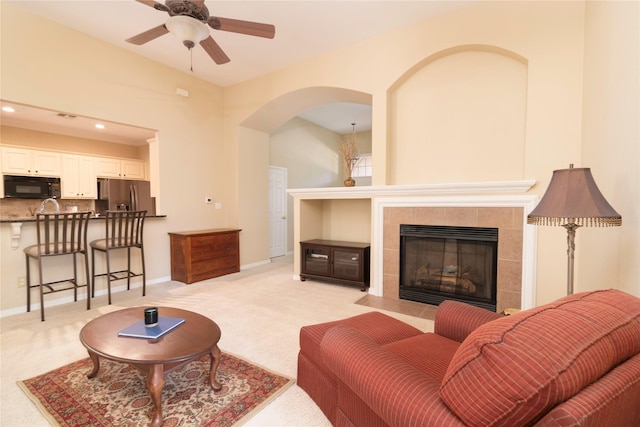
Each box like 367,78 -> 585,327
18,352 -> 293,427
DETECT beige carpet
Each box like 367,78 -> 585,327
0,255 -> 432,426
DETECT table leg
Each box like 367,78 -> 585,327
86,350 -> 100,379
147,364 -> 165,427
209,345 -> 222,390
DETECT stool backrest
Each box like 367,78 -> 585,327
35,212 -> 91,256
104,210 -> 147,249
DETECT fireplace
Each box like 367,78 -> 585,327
399,224 -> 498,311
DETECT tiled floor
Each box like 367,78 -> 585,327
355,294 -> 438,320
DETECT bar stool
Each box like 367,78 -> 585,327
24,211 -> 92,321
91,210 -> 147,304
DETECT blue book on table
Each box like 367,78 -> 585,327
118,317 -> 185,339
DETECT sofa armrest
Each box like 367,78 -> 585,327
321,325 -> 465,427
434,300 -> 503,342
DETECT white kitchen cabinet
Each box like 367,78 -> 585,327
1,147 -> 62,177
61,155 -> 97,198
95,157 -> 146,179
121,159 -> 146,179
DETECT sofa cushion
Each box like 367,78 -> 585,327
439,289 -> 640,427
383,333 -> 461,383
299,311 -> 423,377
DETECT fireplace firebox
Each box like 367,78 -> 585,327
399,224 -> 497,311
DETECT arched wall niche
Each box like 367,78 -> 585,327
386,44 -> 529,185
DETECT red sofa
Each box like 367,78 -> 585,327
297,289 -> 640,426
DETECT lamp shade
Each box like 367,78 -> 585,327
165,15 -> 209,49
527,166 -> 621,227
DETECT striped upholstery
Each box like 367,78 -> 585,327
537,352 -> 640,426
439,289 -> 640,427
321,325 -> 465,427
300,289 -> 640,427
383,334 -> 460,383
297,311 -> 423,423
434,299 -> 503,342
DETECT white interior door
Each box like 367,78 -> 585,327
269,166 -> 287,258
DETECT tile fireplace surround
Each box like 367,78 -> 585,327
384,205 -> 524,313
290,181 -> 538,313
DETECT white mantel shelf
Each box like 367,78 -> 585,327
287,180 -> 536,199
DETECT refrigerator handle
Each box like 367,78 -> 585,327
130,185 -> 138,211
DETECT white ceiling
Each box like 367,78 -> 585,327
3,0 -> 470,141
1,102 -> 157,146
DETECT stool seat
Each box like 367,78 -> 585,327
24,242 -> 84,257
89,237 -> 135,250
91,210 -> 147,304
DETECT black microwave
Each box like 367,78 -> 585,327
3,175 -> 61,199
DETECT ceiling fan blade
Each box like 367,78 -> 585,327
135,0 -> 169,12
126,24 -> 169,45
208,17 -> 275,39
200,36 -> 230,64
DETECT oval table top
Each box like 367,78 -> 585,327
79,307 -> 221,365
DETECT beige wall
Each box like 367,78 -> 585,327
580,0 -> 639,296
1,1 -> 637,315
1,126 -> 145,159
389,48 -> 528,184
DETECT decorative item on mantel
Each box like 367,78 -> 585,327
339,123 -> 359,187
527,164 -> 621,295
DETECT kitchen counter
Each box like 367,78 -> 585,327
2,214 -> 167,250
0,214 -> 167,223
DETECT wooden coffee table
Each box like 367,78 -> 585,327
79,307 -> 222,427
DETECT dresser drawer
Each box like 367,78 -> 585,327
190,241 -> 238,262
190,256 -> 239,282
190,232 -> 238,249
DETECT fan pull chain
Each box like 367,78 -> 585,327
190,48 -> 194,72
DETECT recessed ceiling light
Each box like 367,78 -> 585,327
95,124 -> 105,129
2,106 -> 15,113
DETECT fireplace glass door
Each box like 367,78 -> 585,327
400,225 -> 497,311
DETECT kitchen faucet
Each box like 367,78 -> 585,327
38,198 -> 60,214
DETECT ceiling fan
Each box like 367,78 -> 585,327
126,0 -> 276,65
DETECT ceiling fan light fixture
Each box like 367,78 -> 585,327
165,15 -> 209,49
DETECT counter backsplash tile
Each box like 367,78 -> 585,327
1,199 -> 95,220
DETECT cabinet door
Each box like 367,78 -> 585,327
95,157 -> 121,178
32,151 -> 62,176
76,155 -> 97,198
302,245 -> 331,276
1,147 -> 31,174
61,155 -> 80,198
62,155 -> 97,198
121,160 -> 146,179
331,248 -> 363,281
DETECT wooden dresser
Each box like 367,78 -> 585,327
169,229 -> 241,284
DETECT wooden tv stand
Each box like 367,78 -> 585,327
300,239 -> 370,291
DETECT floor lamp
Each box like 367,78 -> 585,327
527,165 -> 622,295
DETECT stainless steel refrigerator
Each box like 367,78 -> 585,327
96,179 -> 156,215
